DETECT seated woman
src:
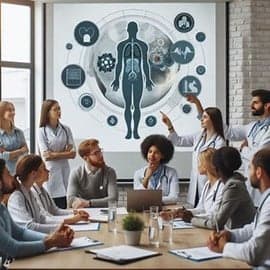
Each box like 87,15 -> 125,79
7,154 -> 89,233
191,146 -> 256,229
31,156 -> 89,223
0,159 -> 73,269
165,148 -> 224,222
134,134 -> 179,205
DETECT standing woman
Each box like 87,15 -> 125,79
38,100 -> 76,209
161,107 -> 226,207
0,101 -> 28,175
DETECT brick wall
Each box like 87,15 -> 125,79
229,0 -> 270,127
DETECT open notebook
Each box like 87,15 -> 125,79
87,245 -> 161,264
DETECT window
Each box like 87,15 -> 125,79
0,0 -> 34,151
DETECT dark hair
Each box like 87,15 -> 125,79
141,134 -> 174,164
251,89 -> 270,104
212,146 -> 242,179
252,148 -> 270,178
204,107 -> 225,139
15,154 -> 43,183
0,159 -> 6,181
78,138 -> 99,158
39,99 -> 59,127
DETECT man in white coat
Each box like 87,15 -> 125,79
207,148 -> 270,267
187,90 -> 270,206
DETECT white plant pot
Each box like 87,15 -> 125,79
124,230 -> 142,246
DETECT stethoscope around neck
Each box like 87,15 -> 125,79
144,166 -> 170,195
194,132 -> 219,152
247,121 -> 270,145
43,122 -> 68,148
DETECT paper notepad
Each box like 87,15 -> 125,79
48,237 -> 103,252
173,219 -> 194,229
170,246 -> 222,261
69,222 -> 100,231
87,245 -> 161,264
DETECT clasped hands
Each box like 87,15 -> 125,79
207,230 -> 231,253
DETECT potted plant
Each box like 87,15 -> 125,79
122,213 -> 144,245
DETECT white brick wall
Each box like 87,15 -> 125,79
229,0 -> 270,127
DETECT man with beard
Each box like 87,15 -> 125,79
187,90 -> 270,206
207,148 -> 270,267
67,139 -> 118,208
226,89 -> 270,206
0,159 -> 74,269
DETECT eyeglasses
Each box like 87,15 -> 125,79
89,148 -> 103,156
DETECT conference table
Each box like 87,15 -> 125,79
10,211 -> 250,269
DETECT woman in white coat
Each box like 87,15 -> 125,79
161,107 -> 226,207
133,134 -> 179,205
38,100 -> 76,209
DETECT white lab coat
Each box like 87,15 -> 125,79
226,118 -> 270,206
190,179 -> 224,217
169,130 -> 225,206
223,188 -> 270,266
133,165 -> 179,205
37,123 -> 75,198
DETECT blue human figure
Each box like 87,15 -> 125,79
111,21 -> 154,139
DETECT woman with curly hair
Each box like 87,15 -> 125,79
133,134 -> 179,205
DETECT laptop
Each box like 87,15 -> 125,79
127,190 -> 162,212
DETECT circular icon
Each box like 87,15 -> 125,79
196,32 -> 206,42
182,104 -> 192,114
78,93 -> 95,111
107,115 -> 118,126
61,64 -> 85,89
74,21 -> 99,46
178,76 -> 201,97
196,65 -> 206,75
145,116 -> 157,127
66,43 -> 73,50
174,13 -> 194,33
170,41 -> 194,64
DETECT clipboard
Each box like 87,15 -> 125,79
169,246 -> 222,262
87,245 -> 162,264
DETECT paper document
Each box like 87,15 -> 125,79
87,245 -> 161,264
84,207 -> 128,223
48,237 -> 103,252
173,219 -> 194,229
169,246 -> 222,261
69,222 -> 100,231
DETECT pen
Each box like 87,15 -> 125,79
214,217 -> 219,234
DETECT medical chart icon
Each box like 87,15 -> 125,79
178,76 -> 201,97
174,13 -> 194,33
170,41 -> 194,64
61,64 -> 86,89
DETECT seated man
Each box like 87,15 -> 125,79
0,159 -> 74,269
67,139 -> 118,208
208,148 -> 270,267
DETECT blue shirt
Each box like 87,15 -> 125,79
0,203 -> 46,267
0,127 -> 27,175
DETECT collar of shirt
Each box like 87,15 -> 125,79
0,127 -> 18,135
84,163 -> 99,176
258,187 -> 270,211
32,183 -> 42,195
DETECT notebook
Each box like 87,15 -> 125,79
87,245 -> 161,264
169,246 -> 222,261
127,190 -> 162,212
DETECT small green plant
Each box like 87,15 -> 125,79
122,213 -> 144,231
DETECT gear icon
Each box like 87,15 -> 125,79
97,53 -> 116,72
